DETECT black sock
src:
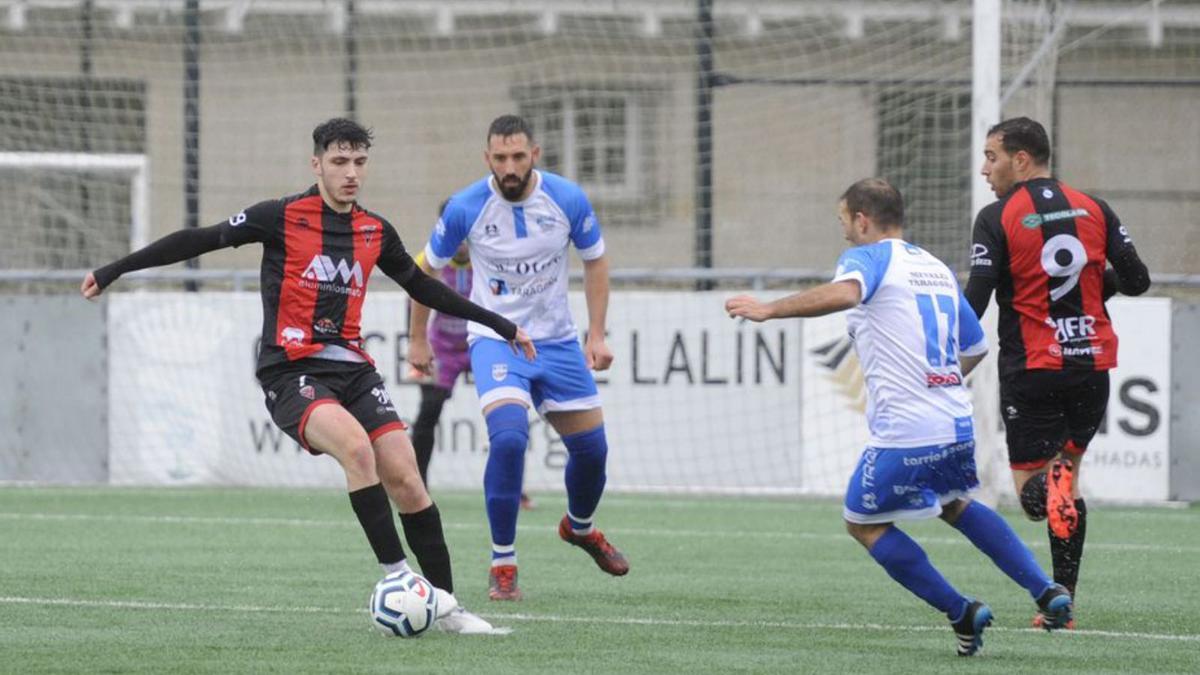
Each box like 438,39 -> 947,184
412,385 -> 447,486
401,503 -> 453,594
348,483 -> 406,567
1048,497 -> 1087,597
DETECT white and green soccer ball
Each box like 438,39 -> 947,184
369,570 -> 439,638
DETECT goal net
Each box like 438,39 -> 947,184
2,1 -> 1195,501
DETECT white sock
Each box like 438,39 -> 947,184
381,559 -> 412,575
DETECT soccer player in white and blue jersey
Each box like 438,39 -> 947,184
726,178 -> 1073,656
409,115 -> 628,601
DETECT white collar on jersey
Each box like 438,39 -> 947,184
488,169 -> 543,207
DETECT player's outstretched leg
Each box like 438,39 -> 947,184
483,403 -> 529,600
946,500 -> 1056,599
853,524 -> 979,655
557,423 -> 628,576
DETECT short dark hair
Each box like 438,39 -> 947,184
987,116 -> 1050,165
487,114 -> 534,143
840,178 -> 904,228
312,117 -> 373,155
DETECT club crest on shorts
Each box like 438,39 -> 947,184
299,385 -> 316,400
492,363 -> 508,381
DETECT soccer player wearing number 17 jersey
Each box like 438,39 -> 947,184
726,179 -> 1072,656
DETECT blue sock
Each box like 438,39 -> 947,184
869,526 -> 969,621
953,500 -> 1054,600
561,424 -> 608,533
483,404 -> 528,565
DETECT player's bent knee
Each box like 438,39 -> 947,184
486,404 -> 529,457
938,498 -> 969,524
326,437 -> 376,484
844,520 -> 888,548
562,424 -> 607,456
1019,473 -> 1048,520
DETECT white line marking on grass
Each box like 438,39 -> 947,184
0,596 -> 348,615
488,612 -> 1200,643
2,511 -> 1196,554
2,596 -> 1197,643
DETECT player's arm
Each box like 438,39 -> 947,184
728,243 -> 888,321
960,353 -> 986,377
963,206 -> 1005,318
409,205 -> 472,373
582,253 -> 613,371
378,226 -> 534,361
564,190 -> 613,370
1098,200 -> 1151,299
407,251 -> 439,374
726,280 -> 861,322
80,202 -> 273,300
957,291 -> 988,377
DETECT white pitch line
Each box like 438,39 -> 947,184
1,511 -> 1196,554
1,596 -> 1197,644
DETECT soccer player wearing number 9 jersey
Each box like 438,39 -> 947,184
726,178 -> 1072,655
965,118 -> 1150,628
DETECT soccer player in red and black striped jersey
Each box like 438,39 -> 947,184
81,118 -> 535,634
964,117 -> 1150,627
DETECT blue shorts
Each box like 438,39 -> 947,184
469,338 -> 601,414
842,441 -> 980,524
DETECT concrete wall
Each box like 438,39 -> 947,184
1171,302 -> 1200,501
0,295 -> 108,483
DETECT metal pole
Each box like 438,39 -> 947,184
970,0 -> 1001,219
78,0 -> 94,266
345,0 -> 358,119
694,0 -> 714,291
183,0 -> 201,291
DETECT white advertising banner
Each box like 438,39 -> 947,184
798,296 -> 1173,504
107,291 -> 1170,502
108,291 -> 803,492
1077,297 -> 1172,502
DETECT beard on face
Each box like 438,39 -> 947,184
494,166 -> 533,201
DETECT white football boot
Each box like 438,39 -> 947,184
433,587 -> 506,635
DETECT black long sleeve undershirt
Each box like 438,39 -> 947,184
92,225 -> 227,289
1103,248 -> 1152,300
381,265 -> 518,342
964,276 -> 995,320
94,222 -> 518,342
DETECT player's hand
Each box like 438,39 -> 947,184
725,294 -> 774,323
508,327 -> 537,361
585,333 -> 614,371
406,365 -> 435,384
408,337 -> 435,375
80,272 -> 103,300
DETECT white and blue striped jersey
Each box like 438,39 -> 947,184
832,238 -> 988,449
424,170 -> 605,342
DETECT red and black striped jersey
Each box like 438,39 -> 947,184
968,177 -> 1139,377
219,185 -> 417,372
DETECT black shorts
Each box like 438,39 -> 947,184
999,369 -> 1110,470
258,359 -> 406,455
